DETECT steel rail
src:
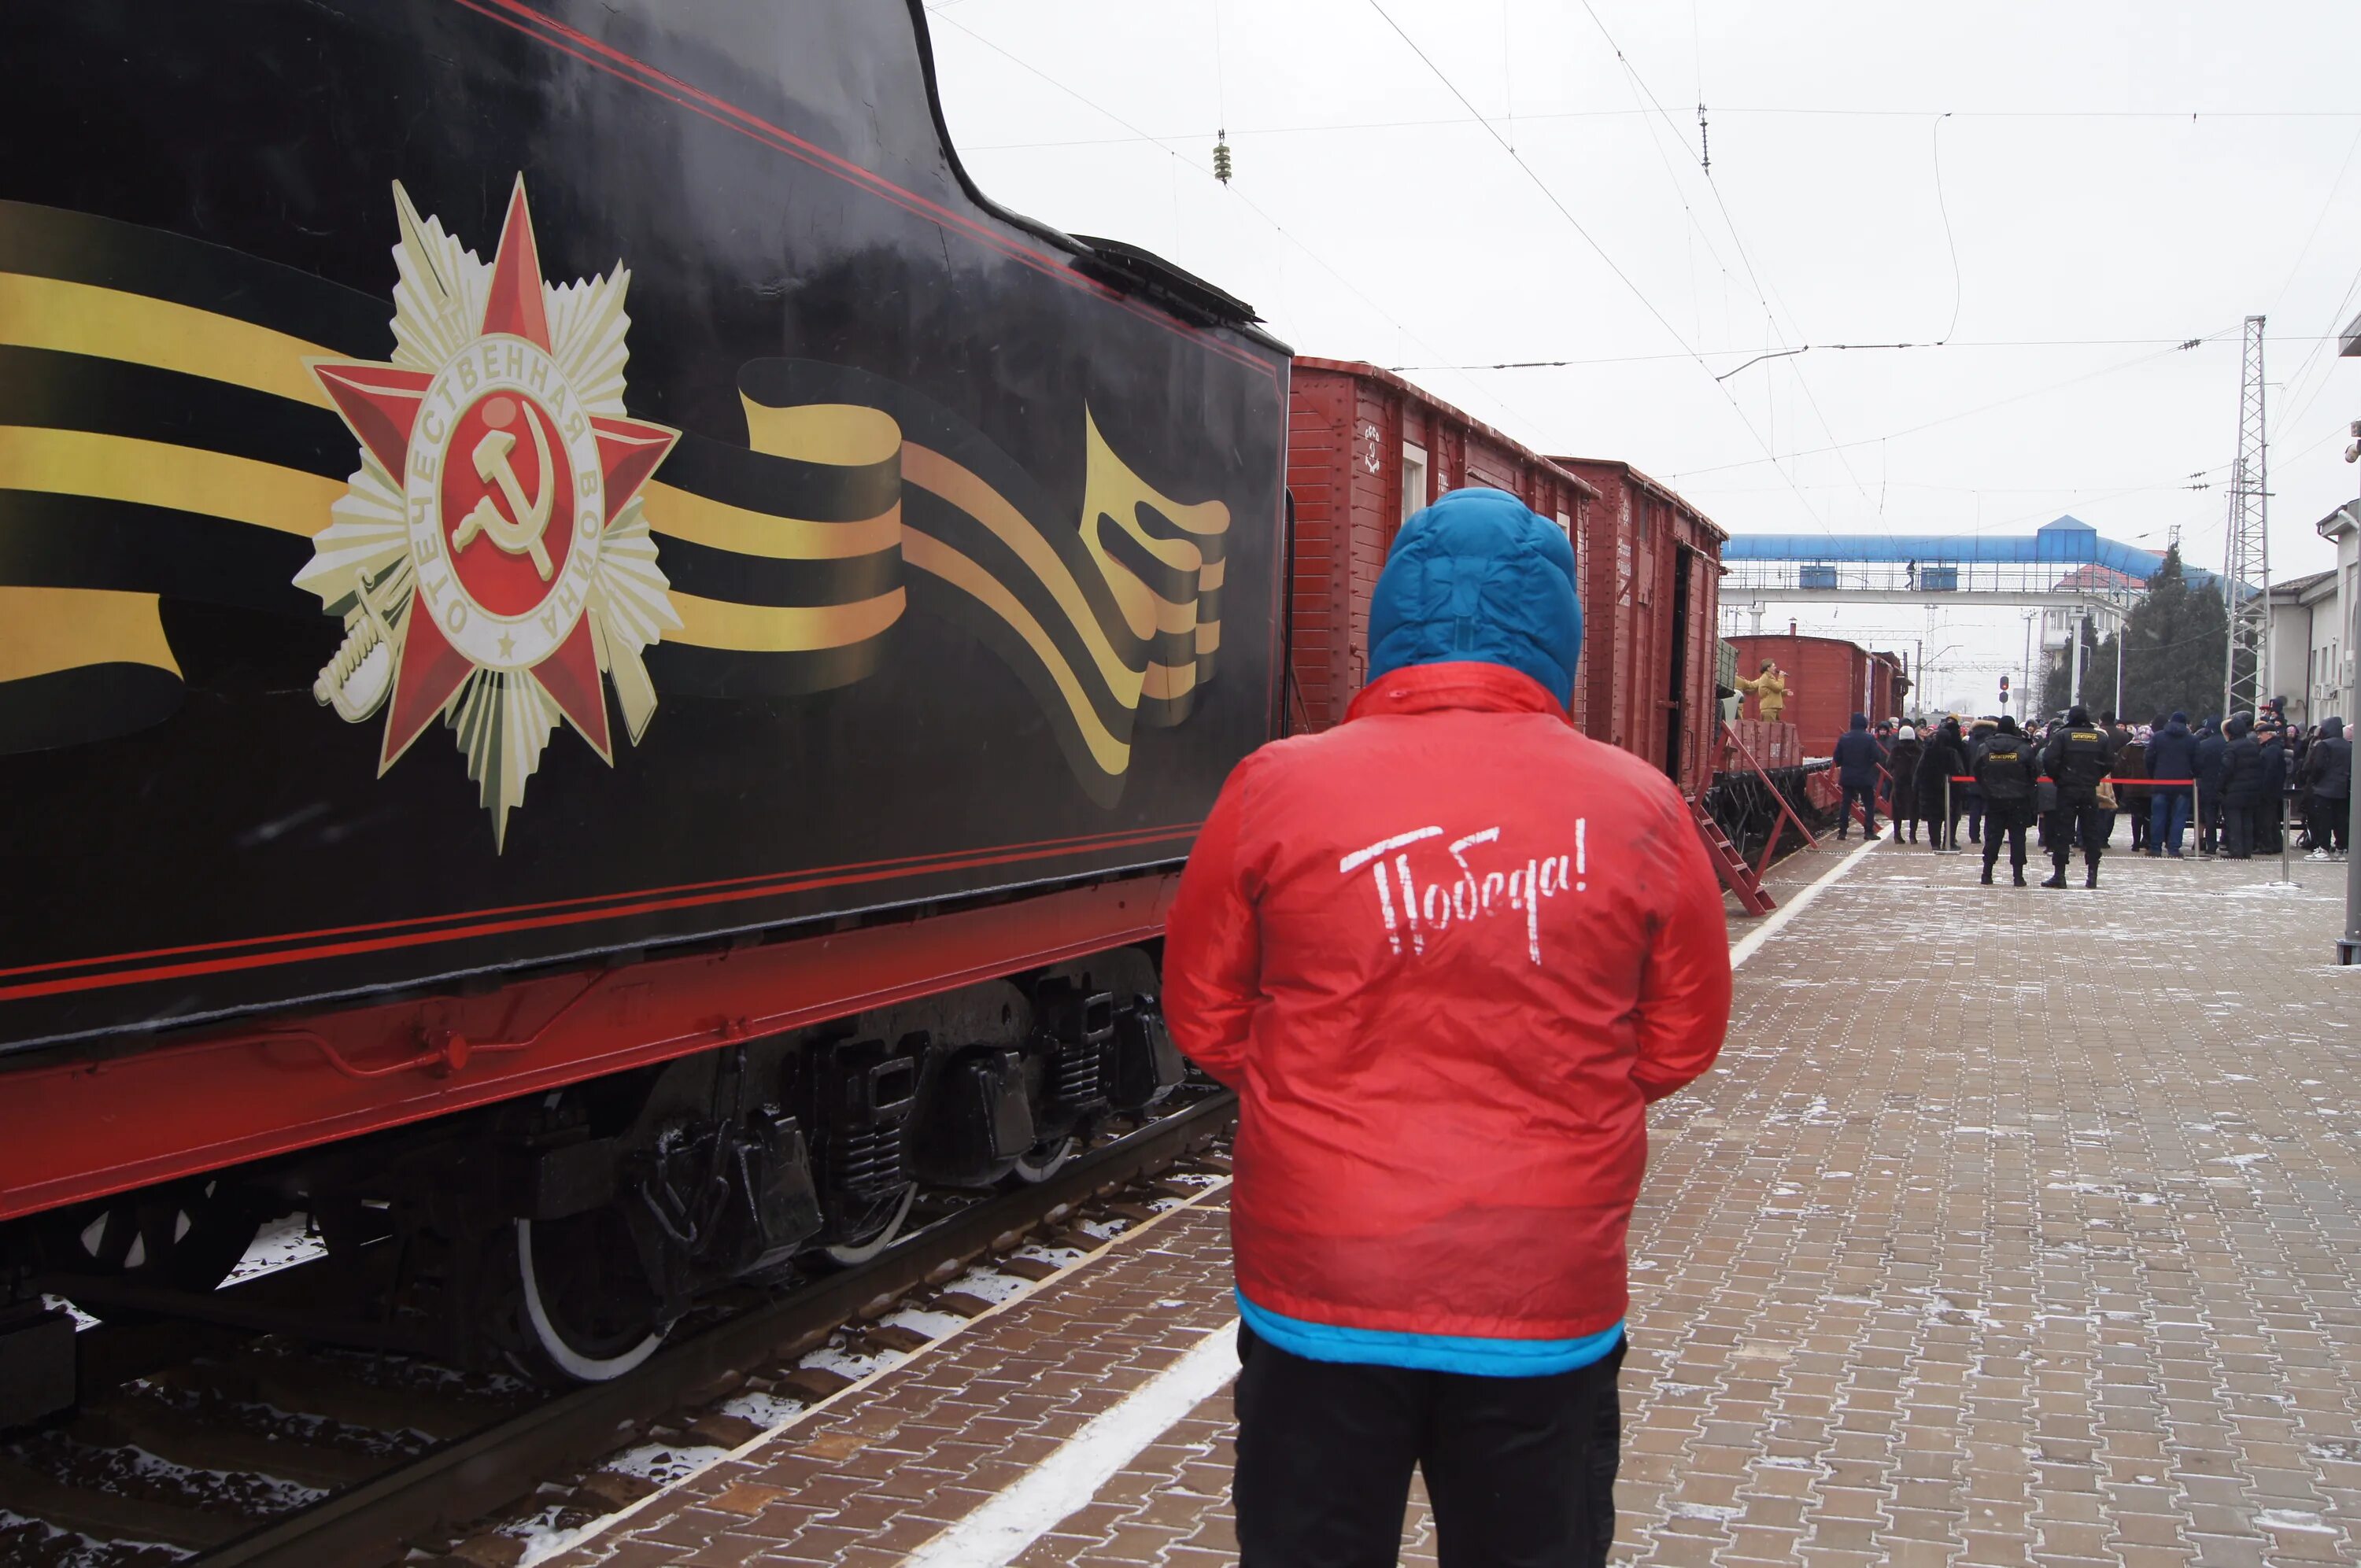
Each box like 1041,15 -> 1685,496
192,1090 -> 1236,1567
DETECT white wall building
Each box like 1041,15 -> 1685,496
2316,499 -> 2361,725
2267,566 -> 2341,728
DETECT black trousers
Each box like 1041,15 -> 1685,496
1233,1325 -> 1625,1568
1838,785 -> 1878,836
2045,803 -> 2111,867
2311,794 -> 2351,853
1982,810 -> 2031,868
2222,801 -> 2255,858
2198,788 -> 2221,852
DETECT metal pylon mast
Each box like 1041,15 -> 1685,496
2223,314 -> 2270,717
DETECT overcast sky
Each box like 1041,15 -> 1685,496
925,0 -> 2361,709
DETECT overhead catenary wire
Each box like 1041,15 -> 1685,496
2265,119 -> 2361,319
1387,334 -> 2329,371
1362,0 -> 1834,529
2274,249 -> 2361,437
960,105 -> 2361,153
1561,0 -> 1880,515
1930,114 -> 1962,344
1662,330 -> 2234,484
923,9 -> 1557,441
934,7 -> 2343,578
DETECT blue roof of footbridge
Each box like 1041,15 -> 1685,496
1721,517 -> 2166,577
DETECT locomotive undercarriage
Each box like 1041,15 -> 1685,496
1,946 -> 1185,1422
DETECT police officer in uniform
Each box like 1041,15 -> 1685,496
1972,715 -> 2039,885
2040,704 -> 2118,888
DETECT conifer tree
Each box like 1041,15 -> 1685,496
2083,546 -> 2229,720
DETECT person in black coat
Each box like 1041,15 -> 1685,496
2145,711 -> 2199,857
2219,713 -> 2264,859
1960,719 -> 1996,844
1972,715 -> 2041,885
1831,713 -> 1883,840
2112,725 -> 2147,851
1916,718 -> 1968,850
2257,721 -> 2290,855
2305,716 -> 2352,858
2194,716 -> 2228,856
1886,725 -> 1924,843
2039,705 -> 2117,887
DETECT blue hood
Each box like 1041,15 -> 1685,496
1367,488 -> 1583,710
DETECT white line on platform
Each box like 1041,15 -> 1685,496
1728,832 -> 1886,971
902,1319 -> 1243,1568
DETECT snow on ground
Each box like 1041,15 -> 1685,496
223,1213 -> 327,1286
510,1174 -> 1231,1566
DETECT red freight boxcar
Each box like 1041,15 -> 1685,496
1725,632 -> 1908,758
1874,653 -> 1912,723
1288,360 -> 1599,732
1554,459 -> 1728,798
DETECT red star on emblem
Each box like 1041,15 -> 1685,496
312,177 -> 678,775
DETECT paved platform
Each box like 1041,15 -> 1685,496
539,843 -> 2361,1567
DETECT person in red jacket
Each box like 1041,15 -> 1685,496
1163,487 -> 1733,1568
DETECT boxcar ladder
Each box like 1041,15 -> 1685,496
1690,797 -> 1776,917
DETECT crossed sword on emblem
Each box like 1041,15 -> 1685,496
454,408 -> 558,579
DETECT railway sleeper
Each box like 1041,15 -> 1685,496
2,947 -> 1188,1429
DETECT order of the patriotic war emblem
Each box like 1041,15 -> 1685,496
299,175 -> 681,847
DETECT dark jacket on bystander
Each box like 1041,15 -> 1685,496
2308,717 -> 2352,801
2196,718 -> 2229,797
1833,714 -> 1883,791
2147,714 -> 2198,787
2220,715 -> 2264,804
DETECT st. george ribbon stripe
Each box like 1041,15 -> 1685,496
0,199 -> 910,741
0,199 -> 391,360
734,357 -> 1234,787
0,198 -> 1236,795
0,343 -> 353,479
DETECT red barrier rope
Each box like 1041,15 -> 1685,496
1946,777 -> 2198,786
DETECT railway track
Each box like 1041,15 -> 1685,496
1,1091 -> 1236,1568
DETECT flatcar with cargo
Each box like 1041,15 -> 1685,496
1726,630 -> 1910,758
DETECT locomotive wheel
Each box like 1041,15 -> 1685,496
513,1212 -> 667,1382
1009,1134 -> 1077,1184
820,1183 -> 916,1267
49,1179 -> 264,1319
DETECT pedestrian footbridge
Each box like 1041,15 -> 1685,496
1720,515 -> 2215,618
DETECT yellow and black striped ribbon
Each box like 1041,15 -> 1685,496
0,200 -> 1232,796
733,359 -> 1230,800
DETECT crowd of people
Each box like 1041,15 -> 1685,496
1827,699 -> 2353,887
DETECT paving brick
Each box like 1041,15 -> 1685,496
540,853 -> 2361,1568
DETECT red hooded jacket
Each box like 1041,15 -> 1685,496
1162,662 -> 1732,1341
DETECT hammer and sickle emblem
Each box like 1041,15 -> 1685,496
453,402 -> 557,580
